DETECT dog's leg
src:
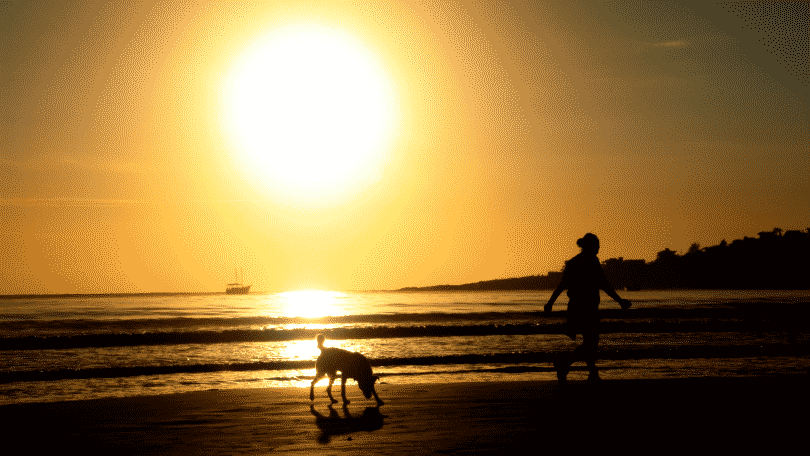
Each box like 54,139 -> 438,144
310,371 -> 326,401
340,374 -> 350,404
326,374 -> 338,404
371,386 -> 384,406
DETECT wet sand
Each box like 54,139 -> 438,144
3,375 -> 807,454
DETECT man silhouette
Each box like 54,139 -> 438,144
544,233 -> 631,382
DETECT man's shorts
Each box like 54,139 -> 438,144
565,311 -> 600,338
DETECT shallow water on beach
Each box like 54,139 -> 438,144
1,290 -> 808,404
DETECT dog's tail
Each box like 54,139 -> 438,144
316,334 -> 325,350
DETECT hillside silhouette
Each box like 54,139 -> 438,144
398,228 -> 810,291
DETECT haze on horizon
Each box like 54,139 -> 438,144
2,1 -> 807,294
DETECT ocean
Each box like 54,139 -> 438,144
1,290 -> 808,405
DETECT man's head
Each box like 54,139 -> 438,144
577,233 -> 600,255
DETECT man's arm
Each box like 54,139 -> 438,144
600,278 -> 622,302
544,277 -> 567,314
599,267 -> 631,310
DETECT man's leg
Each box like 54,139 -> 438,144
570,321 -> 599,379
554,318 -> 580,383
581,327 -> 600,380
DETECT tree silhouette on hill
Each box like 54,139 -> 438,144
399,228 -> 810,291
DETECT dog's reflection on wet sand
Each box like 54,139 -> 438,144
310,404 -> 387,444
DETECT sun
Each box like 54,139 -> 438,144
225,23 -> 397,204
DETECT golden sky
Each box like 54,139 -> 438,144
1,1 -> 807,294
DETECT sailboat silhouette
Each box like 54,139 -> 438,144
225,268 -> 251,294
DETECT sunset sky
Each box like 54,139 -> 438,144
2,1 -> 807,294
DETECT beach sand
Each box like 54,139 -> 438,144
4,375 -> 807,454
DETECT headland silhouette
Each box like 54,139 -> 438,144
399,227 -> 810,291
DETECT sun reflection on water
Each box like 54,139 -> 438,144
280,339 -> 320,361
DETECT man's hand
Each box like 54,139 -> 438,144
619,299 -> 632,310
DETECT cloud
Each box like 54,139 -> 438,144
648,40 -> 687,48
0,198 -> 148,208
0,198 -> 259,207
1,154 -> 152,175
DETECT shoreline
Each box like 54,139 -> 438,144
4,375 -> 808,453
4,288 -> 810,299
0,291 -> 226,300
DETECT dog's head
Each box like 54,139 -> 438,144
357,374 -> 379,399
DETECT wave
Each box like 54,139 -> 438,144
2,304 -> 803,331
0,311 -> 547,330
2,342 -> 805,385
1,317 -> 803,351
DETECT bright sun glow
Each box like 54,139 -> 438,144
226,24 -> 397,202
278,289 -> 346,318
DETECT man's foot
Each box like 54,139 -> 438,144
553,360 -> 570,383
565,331 -> 577,341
